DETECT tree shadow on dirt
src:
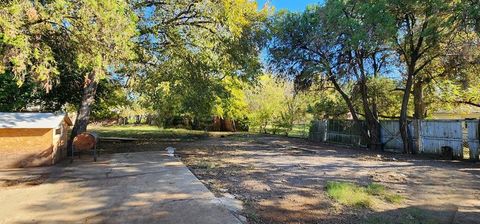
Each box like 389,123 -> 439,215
0,151 -> 240,224
251,202 -> 478,224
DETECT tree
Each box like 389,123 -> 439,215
0,71 -> 36,111
64,0 -> 137,139
90,78 -> 130,121
245,74 -> 288,133
268,5 -> 363,133
268,1 -> 396,150
212,77 -> 249,123
307,87 -> 350,119
132,0 -> 270,125
0,0 -> 59,86
388,0 -> 463,153
1,0 -> 137,142
2,0 -> 269,135
365,77 -> 404,119
426,32 -> 480,111
325,0 -> 396,150
277,92 -> 311,136
459,0 -> 480,33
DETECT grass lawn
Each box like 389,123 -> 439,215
88,125 -> 208,140
288,123 -> 310,138
251,123 -> 311,139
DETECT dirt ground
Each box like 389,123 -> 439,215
163,134 -> 479,224
70,134 -> 480,223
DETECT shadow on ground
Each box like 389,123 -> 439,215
0,152 -> 241,224
2,133 -> 478,224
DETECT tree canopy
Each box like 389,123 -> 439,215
267,0 -> 480,152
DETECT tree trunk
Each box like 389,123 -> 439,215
358,76 -> 382,150
400,70 -> 414,154
69,71 -> 98,151
413,80 -> 425,119
371,91 -> 381,150
362,103 -> 381,150
232,120 -> 237,132
329,76 -> 370,143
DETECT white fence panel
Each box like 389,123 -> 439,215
308,119 -> 479,161
419,120 -> 463,157
467,120 -> 480,161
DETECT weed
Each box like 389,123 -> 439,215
384,193 -> 404,204
325,181 -> 373,208
366,183 -> 404,204
197,160 -> 216,169
366,183 -> 386,195
326,181 -> 404,208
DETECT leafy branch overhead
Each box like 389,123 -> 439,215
0,0 -> 137,87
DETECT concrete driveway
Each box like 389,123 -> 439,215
0,152 -> 243,224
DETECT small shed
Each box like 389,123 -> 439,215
0,112 -> 73,168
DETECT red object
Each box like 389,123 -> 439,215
73,132 -> 98,151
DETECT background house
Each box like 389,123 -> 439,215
431,105 -> 480,119
0,113 -> 72,168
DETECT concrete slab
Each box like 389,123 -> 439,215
0,152 -> 243,224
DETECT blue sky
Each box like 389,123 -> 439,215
256,0 -> 322,12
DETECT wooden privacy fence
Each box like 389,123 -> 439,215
309,119 -> 480,161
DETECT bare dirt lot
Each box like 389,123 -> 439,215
95,133 -> 480,223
